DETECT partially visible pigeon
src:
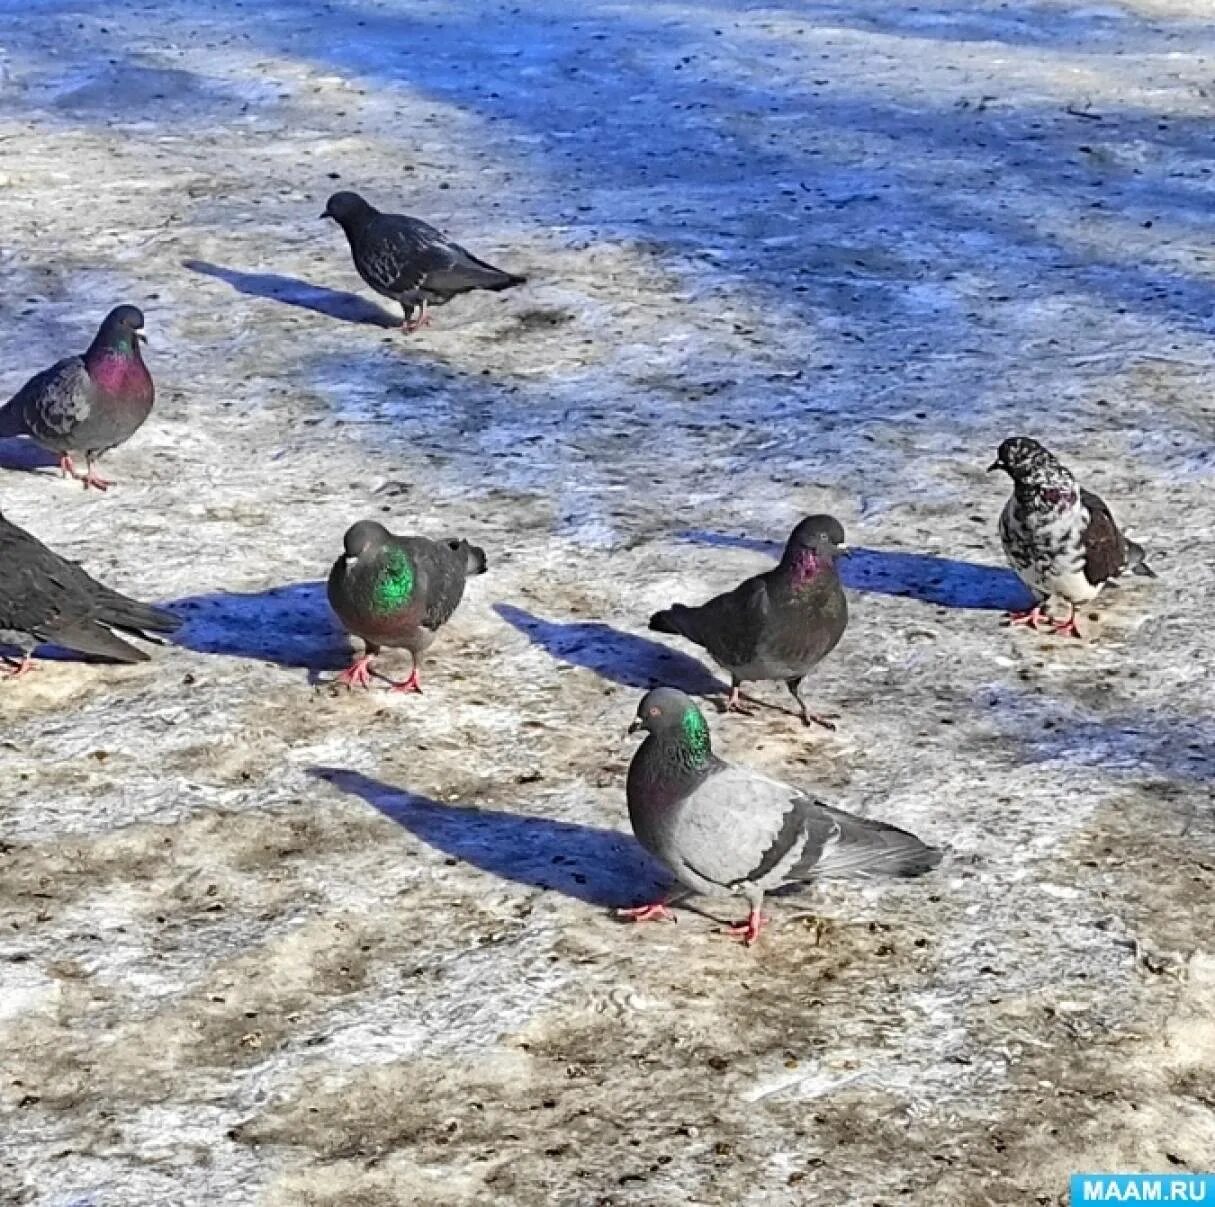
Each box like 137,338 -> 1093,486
649,515 -> 849,727
990,436 -> 1155,638
0,510 -> 180,676
621,688 -> 940,945
0,305 -> 154,491
321,191 -> 525,331
326,519 -> 488,692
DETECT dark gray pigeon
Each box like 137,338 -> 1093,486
326,519 -> 488,692
649,515 -> 849,727
621,688 -> 940,945
321,191 -> 525,331
0,305 -> 153,491
0,510 -> 180,676
990,436 -> 1155,638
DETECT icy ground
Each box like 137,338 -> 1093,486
1,0 -> 1214,1202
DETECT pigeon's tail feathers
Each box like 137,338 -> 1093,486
51,620 -> 152,664
0,397 -> 26,438
648,604 -> 693,638
96,595 -> 182,639
1126,539 -> 1157,579
452,252 -> 525,292
808,810 -> 942,881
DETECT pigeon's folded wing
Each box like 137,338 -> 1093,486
1080,488 -> 1128,586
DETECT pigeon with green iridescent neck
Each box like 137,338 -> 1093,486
0,305 -> 153,491
326,519 -> 488,692
621,688 -> 940,945
0,510 -> 180,677
321,191 -> 526,332
649,515 -> 848,727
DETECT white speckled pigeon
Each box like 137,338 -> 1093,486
0,305 -> 153,491
321,191 -> 525,331
0,510 -> 180,676
326,519 -> 488,692
649,515 -> 848,727
620,689 -> 940,945
990,436 -> 1155,638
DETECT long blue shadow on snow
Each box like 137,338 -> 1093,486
494,603 -> 729,697
310,766 -> 667,907
183,260 -> 400,328
169,580 -> 349,671
678,532 -> 1034,612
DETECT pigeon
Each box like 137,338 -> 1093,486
648,515 -> 849,727
990,436 -> 1155,638
0,510 -> 180,676
621,688 -> 940,945
321,191 -> 525,331
326,519 -> 488,692
0,305 -> 154,491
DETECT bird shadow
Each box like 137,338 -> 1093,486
310,766 -> 668,908
0,438 -> 61,476
168,580 -> 350,675
182,259 -> 401,328
494,603 -> 730,698
678,532 -> 1035,612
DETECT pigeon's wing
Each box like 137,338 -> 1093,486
421,241 -> 522,295
0,518 -> 176,657
655,575 -> 770,667
1079,488 -> 1128,586
670,763 -> 815,890
5,357 -> 94,440
792,803 -> 941,881
404,537 -> 466,630
356,214 -> 462,296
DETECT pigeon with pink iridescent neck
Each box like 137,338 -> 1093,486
0,305 -> 154,491
649,515 -> 849,727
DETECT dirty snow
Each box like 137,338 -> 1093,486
1,0 -> 1214,1203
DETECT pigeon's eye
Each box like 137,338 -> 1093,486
649,707 -> 660,717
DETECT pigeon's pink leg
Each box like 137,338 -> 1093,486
2,656 -> 34,680
402,302 -> 431,333
387,664 -> 423,694
79,457 -> 112,492
616,902 -> 677,924
57,454 -> 77,480
1006,605 -> 1049,629
1048,603 -> 1083,639
725,684 -> 754,716
336,654 -> 375,690
721,909 -> 766,946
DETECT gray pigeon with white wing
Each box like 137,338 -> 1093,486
620,688 -> 940,945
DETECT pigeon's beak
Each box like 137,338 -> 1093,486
836,543 -> 851,557
136,331 -> 148,345
986,460 -> 1001,473
320,211 -> 333,221
627,717 -> 643,736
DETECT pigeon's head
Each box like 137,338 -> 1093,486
628,687 -> 703,737
448,539 -> 488,576
785,514 -> 848,560
98,305 -> 147,345
322,191 -> 374,226
988,437 -> 1063,482
342,520 -> 391,560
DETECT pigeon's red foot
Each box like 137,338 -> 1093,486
79,468 -> 112,492
1048,615 -> 1084,639
337,655 -> 375,690
388,666 -> 423,694
721,909 -> 766,947
2,657 -> 34,680
725,686 -> 754,717
402,309 -> 431,333
616,902 -> 677,925
1006,605 -> 1048,630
